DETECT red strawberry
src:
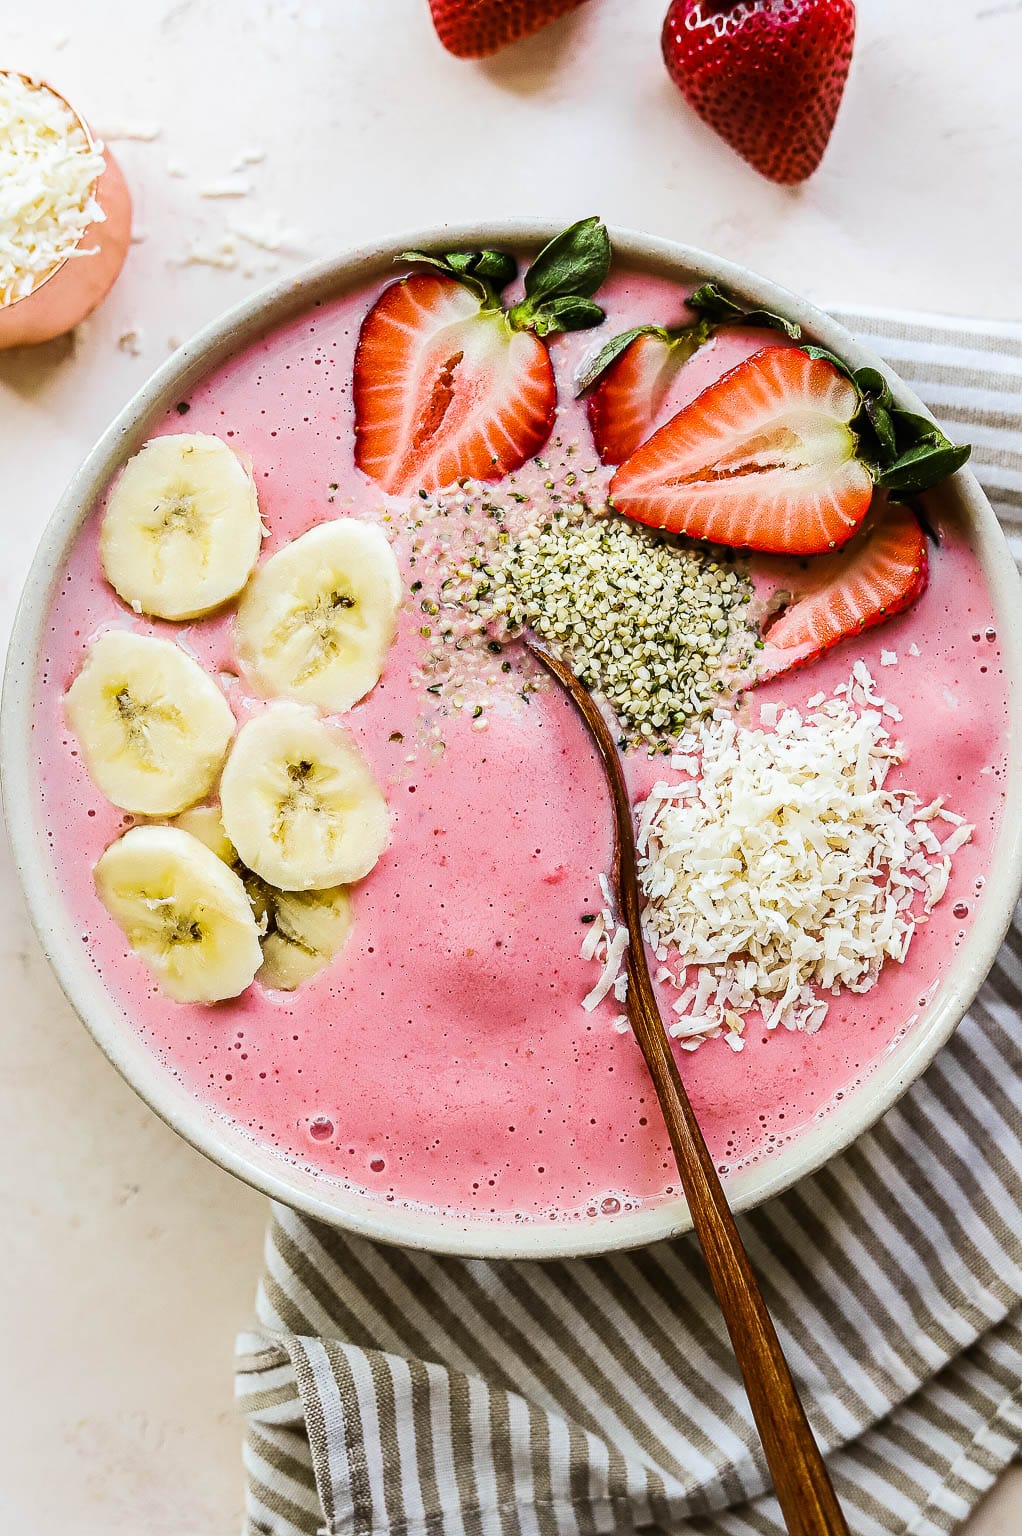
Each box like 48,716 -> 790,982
354,274 -> 555,495
582,283 -> 800,464
353,219 -> 610,497
429,0 -> 590,59
662,0 -> 856,185
754,505 -> 928,681
610,345 -> 874,555
588,331 -> 687,465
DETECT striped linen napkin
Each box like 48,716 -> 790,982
236,310 -> 1022,1536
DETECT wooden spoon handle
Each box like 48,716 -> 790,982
524,637 -> 849,1536
627,953 -> 850,1536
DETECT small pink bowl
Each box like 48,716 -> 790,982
0,74 -> 132,350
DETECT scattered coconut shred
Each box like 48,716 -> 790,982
0,72 -> 106,305
583,664 -> 973,1051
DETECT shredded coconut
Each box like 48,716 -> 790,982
91,118 -> 160,142
229,212 -> 304,253
179,236 -> 238,269
579,878 -> 631,1022
0,72 -> 106,305
582,923 -> 628,1013
632,669 -> 972,1047
199,176 -> 253,199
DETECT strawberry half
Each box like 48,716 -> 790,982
662,0 -> 856,185
580,282 -> 801,464
353,219 -> 610,497
353,274 -> 555,495
754,505 -> 929,682
610,346 -> 874,555
428,0 -> 590,58
587,330 -> 684,466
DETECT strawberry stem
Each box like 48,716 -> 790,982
399,219 -> 612,340
802,346 -> 972,496
398,247 -> 517,311
575,282 -> 799,395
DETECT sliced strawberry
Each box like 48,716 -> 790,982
353,220 -> 610,497
610,346 -> 875,555
587,331 -> 684,465
754,506 -> 929,683
353,273 -> 555,495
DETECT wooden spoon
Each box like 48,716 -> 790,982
525,635 -> 850,1536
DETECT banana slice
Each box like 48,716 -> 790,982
172,803 -> 352,990
259,887 -> 352,991
94,824 -> 263,1004
100,433 -> 263,621
65,630 -> 236,815
172,803 -> 238,866
234,519 -> 400,713
219,701 -> 389,890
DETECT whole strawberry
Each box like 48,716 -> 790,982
429,0 -> 590,59
662,0 -> 856,184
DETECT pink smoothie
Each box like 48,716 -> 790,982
33,263 -> 1008,1227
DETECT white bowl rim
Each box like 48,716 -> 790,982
4,218 -> 1021,1261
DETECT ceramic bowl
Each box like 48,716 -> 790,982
4,221 -> 1021,1259
0,73 -> 132,350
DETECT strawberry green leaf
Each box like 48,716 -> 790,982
878,441 -> 971,495
452,249 -> 518,287
862,401 -> 897,458
802,344 -> 853,376
686,282 -> 802,339
846,367 -> 896,455
529,295 -> 606,338
576,284 -> 801,398
802,347 -> 972,496
890,409 -> 948,447
852,367 -> 892,403
518,217 -> 611,308
398,247 -> 517,308
402,227 -> 609,338
574,325 -> 670,394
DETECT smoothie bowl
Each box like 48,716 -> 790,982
4,221 -> 1021,1260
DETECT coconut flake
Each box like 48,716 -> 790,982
199,176 -> 253,199
0,72 -> 107,304
940,823 -> 974,857
582,924 -> 629,1014
579,912 -> 605,962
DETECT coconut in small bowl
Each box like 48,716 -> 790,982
0,70 -> 131,349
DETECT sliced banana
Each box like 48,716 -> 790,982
234,519 -> 400,713
94,824 -> 263,1004
259,887 -> 352,991
65,630 -> 235,815
219,701 -> 389,890
172,803 -> 238,866
100,433 -> 263,621
172,803 -> 352,990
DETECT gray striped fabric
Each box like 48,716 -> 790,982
236,312 -> 1022,1536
